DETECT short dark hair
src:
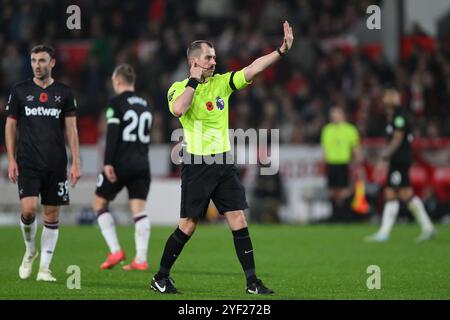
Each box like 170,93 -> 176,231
31,44 -> 55,59
383,83 -> 398,92
186,40 -> 214,58
113,64 -> 136,85
330,105 -> 344,113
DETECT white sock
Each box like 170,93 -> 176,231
378,200 -> 399,237
408,196 -> 434,232
20,215 -> 37,256
134,212 -> 150,263
97,211 -> 121,253
40,222 -> 59,270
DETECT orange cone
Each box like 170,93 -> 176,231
352,180 -> 369,215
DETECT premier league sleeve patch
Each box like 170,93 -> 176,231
216,96 -> 225,110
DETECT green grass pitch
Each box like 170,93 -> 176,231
0,224 -> 449,300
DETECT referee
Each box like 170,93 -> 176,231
150,21 -> 294,295
320,106 -> 361,222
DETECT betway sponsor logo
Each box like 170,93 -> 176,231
25,106 -> 62,119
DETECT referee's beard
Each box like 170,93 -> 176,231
202,69 -> 214,81
206,68 -> 214,76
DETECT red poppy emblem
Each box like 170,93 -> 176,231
206,101 -> 213,111
39,93 -> 48,103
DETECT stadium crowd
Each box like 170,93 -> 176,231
1,0 -> 449,149
0,0 -> 449,223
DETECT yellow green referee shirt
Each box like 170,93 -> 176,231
167,70 -> 251,155
320,122 -> 360,164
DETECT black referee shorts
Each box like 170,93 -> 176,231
326,164 -> 350,188
387,162 -> 411,188
180,152 -> 248,219
17,166 -> 69,206
95,167 -> 151,201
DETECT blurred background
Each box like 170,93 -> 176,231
0,0 -> 449,225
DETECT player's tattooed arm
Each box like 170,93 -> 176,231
65,116 -> 81,187
243,20 -> 293,82
5,117 -> 19,183
381,130 -> 404,161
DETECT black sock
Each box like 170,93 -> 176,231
232,227 -> 257,285
155,227 -> 190,280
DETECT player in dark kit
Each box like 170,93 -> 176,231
5,45 -> 81,281
366,87 -> 436,242
92,64 -> 152,271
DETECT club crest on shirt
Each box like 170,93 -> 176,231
216,96 -> 225,110
39,92 -> 48,103
206,101 -> 214,111
54,95 -> 61,103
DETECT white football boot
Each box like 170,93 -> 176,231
416,228 -> 437,243
36,268 -> 56,282
364,233 -> 389,242
19,251 -> 39,279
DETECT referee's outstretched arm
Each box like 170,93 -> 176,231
171,21 -> 293,118
243,20 -> 294,82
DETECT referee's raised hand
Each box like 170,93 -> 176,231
279,20 -> 294,55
